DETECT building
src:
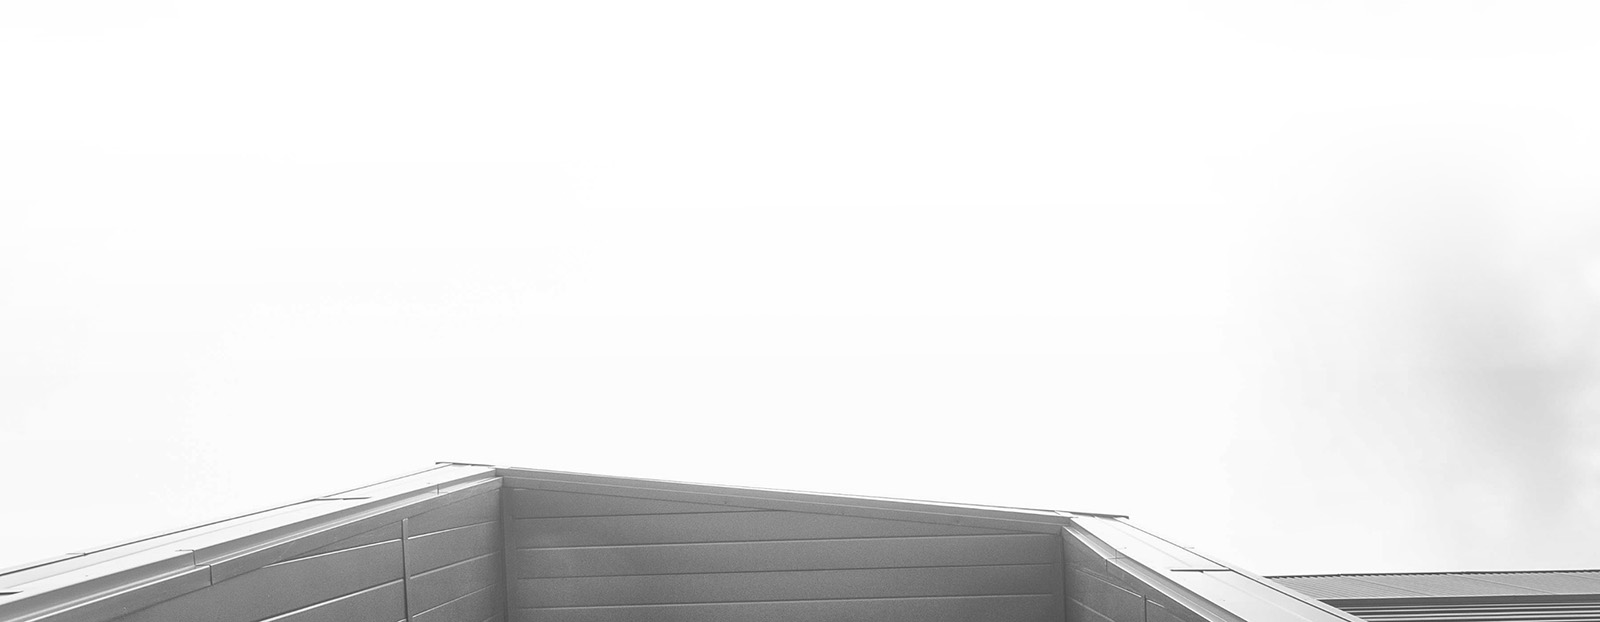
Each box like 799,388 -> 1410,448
0,463 -> 1575,622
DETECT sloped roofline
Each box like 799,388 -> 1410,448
1272,569 -> 1600,578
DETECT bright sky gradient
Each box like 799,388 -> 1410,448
6,1 -> 1600,576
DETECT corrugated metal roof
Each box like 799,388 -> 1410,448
1274,576 -> 1435,599
1339,599 -> 1600,622
1271,572 -> 1600,622
1462,573 -> 1600,595
1360,574 -> 1549,597
1272,571 -> 1600,600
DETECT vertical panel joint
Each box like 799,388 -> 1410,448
400,517 -> 412,621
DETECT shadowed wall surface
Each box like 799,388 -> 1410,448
499,480 -> 1062,622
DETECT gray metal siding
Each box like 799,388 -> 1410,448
258,581 -> 406,622
508,510 -> 1011,548
409,553 -> 501,615
512,595 -> 1058,622
521,565 -> 1057,607
408,522 -> 500,576
507,489 -> 760,518
404,489 -> 503,622
115,540 -> 405,622
80,475 -> 503,622
502,486 -> 1062,622
511,532 -> 1058,578
411,583 -> 503,622
287,522 -> 404,561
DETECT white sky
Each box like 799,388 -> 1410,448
6,0 -> 1600,576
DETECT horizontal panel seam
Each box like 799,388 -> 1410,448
410,581 -> 498,618
516,592 -> 1057,610
409,519 -> 498,540
276,528 -> 401,564
412,551 -> 500,580
251,578 -> 403,622
264,539 -> 399,568
516,562 -> 1057,580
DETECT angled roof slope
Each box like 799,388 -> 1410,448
1,463 -> 1356,622
1273,570 -> 1600,600
1269,571 -> 1600,622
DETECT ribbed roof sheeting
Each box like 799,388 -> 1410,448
1468,573 -> 1600,594
1273,572 -> 1600,600
1273,576 -> 1434,599
1340,599 -> 1600,622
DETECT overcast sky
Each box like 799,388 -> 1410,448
6,0 -> 1600,577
